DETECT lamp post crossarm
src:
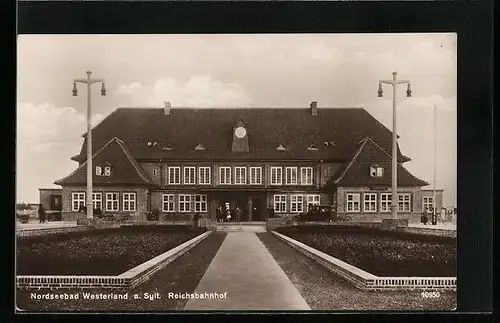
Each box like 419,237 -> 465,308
380,80 -> 395,85
396,80 -> 410,85
74,78 -> 88,84
91,79 -> 105,84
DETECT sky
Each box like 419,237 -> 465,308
16,33 -> 457,206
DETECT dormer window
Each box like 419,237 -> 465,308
163,144 -> 172,151
277,144 -> 286,151
104,166 -> 111,176
307,143 -> 318,151
147,142 -> 152,147
195,144 -> 205,151
95,166 -> 102,176
370,164 -> 384,177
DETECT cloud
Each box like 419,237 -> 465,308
120,75 -> 253,107
115,82 -> 142,95
297,43 -> 341,62
17,102 -> 104,151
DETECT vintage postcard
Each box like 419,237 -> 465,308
16,33 -> 457,312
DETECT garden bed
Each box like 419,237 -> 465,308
17,225 -> 206,276
275,225 -> 456,277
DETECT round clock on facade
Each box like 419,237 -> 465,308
235,126 -> 247,138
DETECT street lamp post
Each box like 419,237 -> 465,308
73,71 -> 106,219
378,71 -> 412,222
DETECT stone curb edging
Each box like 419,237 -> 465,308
266,220 -> 456,238
16,226 -> 93,237
271,231 -> 456,292
17,231 -> 212,290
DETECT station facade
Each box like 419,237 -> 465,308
55,102 -> 439,222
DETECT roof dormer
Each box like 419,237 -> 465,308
277,144 -> 286,151
307,143 -> 319,151
195,144 -> 205,151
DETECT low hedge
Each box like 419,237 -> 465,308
16,225 -> 206,276
276,226 -> 456,277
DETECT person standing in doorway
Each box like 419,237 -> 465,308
235,205 -> 242,222
38,203 -> 46,224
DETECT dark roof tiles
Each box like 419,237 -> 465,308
73,107 -> 411,162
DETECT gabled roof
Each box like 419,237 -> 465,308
55,137 -> 155,186
71,107 -> 412,162
327,137 -> 428,187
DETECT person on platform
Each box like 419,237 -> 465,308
268,205 -> 275,218
38,203 -> 46,224
192,212 -> 201,227
235,205 -> 243,222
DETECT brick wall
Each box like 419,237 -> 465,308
150,191 -> 210,221
336,186 -> 422,219
61,186 -> 148,221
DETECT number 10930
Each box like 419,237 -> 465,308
421,291 -> 440,298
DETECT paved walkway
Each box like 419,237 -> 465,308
16,221 -> 78,231
408,222 -> 456,231
184,232 -> 310,310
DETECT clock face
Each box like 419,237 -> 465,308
235,126 -> 247,138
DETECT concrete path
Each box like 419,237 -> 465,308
408,222 -> 456,231
184,232 -> 310,310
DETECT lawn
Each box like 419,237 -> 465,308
275,225 -> 456,277
17,225 -> 207,276
258,232 -> 456,310
16,232 -> 227,311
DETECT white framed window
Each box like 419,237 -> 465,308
163,194 -> 175,212
95,166 -> 102,176
346,193 -> 360,212
363,193 -> 377,212
179,194 -> 191,212
249,167 -> 262,185
104,166 -> 111,176
92,193 -> 102,211
72,192 -> 85,211
422,196 -> 434,212
183,167 -> 196,185
219,167 -> 231,185
123,193 -> 136,211
398,193 -> 411,212
198,167 -> 211,185
380,193 -> 392,212
306,195 -> 321,208
235,167 -> 247,185
168,167 -> 181,185
270,167 -> 282,185
370,164 -> 384,177
194,194 -> 208,213
105,192 -> 119,211
273,195 -> 287,213
285,167 -> 298,185
301,167 -> 314,185
290,195 -> 304,213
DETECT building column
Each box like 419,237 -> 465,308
248,196 -> 253,221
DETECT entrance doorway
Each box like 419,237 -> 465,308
213,192 -> 266,222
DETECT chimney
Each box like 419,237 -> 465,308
310,101 -> 318,116
164,101 -> 171,115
